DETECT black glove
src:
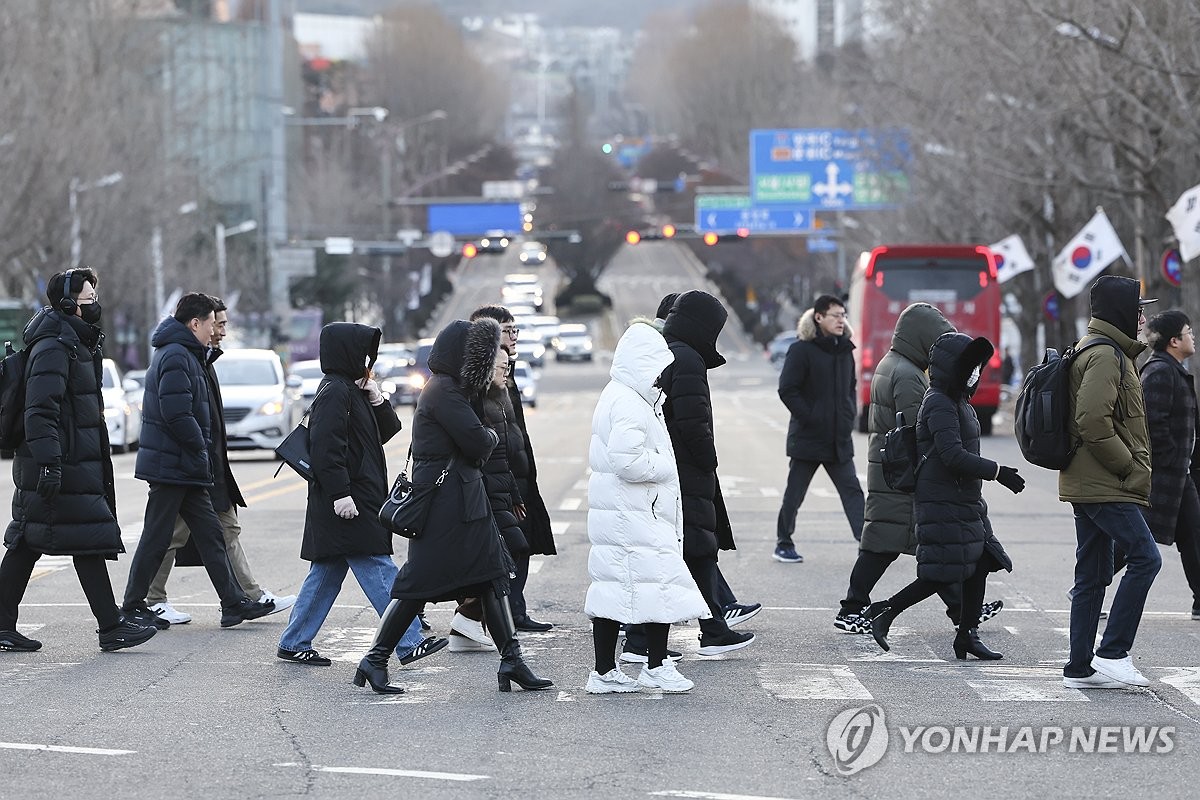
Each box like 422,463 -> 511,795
36,462 -> 62,500
997,466 -> 1025,494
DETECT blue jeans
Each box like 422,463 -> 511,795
1065,503 -> 1162,677
279,555 -> 423,658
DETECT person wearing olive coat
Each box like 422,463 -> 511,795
355,318 -> 552,694
835,303 -> 1000,633
864,332 -> 1022,660
277,322 -> 435,667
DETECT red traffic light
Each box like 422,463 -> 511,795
703,231 -> 719,246
736,227 -> 750,238
462,242 -> 478,258
626,230 -> 642,245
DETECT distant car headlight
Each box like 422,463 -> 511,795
519,253 -> 529,263
500,237 -> 509,247
583,340 -> 593,351
257,398 -> 286,417
408,373 -> 426,390
481,238 -> 490,247
522,385 -> 534,398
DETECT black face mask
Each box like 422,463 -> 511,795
80,302 -> 102,325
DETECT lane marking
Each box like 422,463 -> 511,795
1160,668 -> 1200,706
650,790 -> 801,800
274,763 -> 488,782
551,521 -> 571,536
966,680 -> 1088,702
528,557 -> 545,575
758,663 -> 872,700
0,742 -> 136,756
558,497 -> 582,511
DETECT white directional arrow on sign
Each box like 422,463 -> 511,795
707,212 -> 717,227
813,162 -> 852,202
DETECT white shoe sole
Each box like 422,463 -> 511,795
697,636 -> 755,656
448,633 -> 496,652
1063,676 -> 1127,689
637,678 -> 693,693
586,682 -> 642,694
150,607 -> 191,625
772,555 -> 803,563
1091,660 -> 1149,687
619,651 -> 681,664
725,607 -> 761,628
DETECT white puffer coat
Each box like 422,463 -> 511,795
585,323 -> 710,624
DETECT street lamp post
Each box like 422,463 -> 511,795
216,220 -> 258,299
69,171 -> 124,264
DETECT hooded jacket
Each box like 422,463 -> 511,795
861,303 -> 954,555
586,323 -> 710,624
5,307 -> 121,557
660,290 -> 733,558
914,333 -> 1012,583
390,318 -> 511,602
778,307 -> 857,463
134,316 -> 214,486
1140,350 -> 1197,545
300,323 -> 402,562
1060,277 -> 1151,505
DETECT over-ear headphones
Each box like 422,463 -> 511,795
58,269 -> 77,315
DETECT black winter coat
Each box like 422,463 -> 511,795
482,385 -> 529,556
1140,351 -> 1198,546
135,317 -> 215,486
204,347 -> 246,512
508,374 -> 556,555
391,318 -> 510,602
914,333 -> 1012,584
778,308 -> 857,463
301,323 -> 402,562
5,309 -> 121,557
661,290 -> 735,558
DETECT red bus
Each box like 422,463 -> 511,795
847,244 -> 1002,435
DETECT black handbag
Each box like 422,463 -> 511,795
380,448 -> 453,539
273,383 -> 330,481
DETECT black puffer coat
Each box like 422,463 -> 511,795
914,333 -> 1012,583
301,323 -> 402,562
661,290 -> 735,559
482,384 -> 529,556
5,308 -> 121,557
779,308 -> 857,463
508,374 -> 556,556
1140,351 -> 1198,546
391,318 -> 510,602
134,316 -> 215,487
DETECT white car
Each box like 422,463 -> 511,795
552,323 -> 594,362
102,358 -> 141,453
518,242 -> 547,264
212,349 -> 303,452
288,359 -> 324,412
513,360 -> 537,407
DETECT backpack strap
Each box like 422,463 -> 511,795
1068,335 -> 1128,421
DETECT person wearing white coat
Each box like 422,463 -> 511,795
585,322 -> 711,693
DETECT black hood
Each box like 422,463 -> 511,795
928,332 -> 994,400
1089,275 -> 1142,339
662,290 -> 727,369
318,322 -> 381,380
655,293 -> 680,321
151,315 -> 207,356
428,317 -> 501,394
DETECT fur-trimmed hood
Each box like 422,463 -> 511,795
929,332 -> 994,400
428,317 -> 501,395
797,307 -> 855,343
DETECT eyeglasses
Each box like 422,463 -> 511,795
501,326 -> 520,336
824,312 -> 848,320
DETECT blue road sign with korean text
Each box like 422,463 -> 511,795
750,128 -> 909,210
426,203 -> 522,235
694,194 -> 813,233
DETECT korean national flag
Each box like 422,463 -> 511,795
1166,183 -> 1200,262
1052,208 -> 1128,299
990,234 -> 1035,283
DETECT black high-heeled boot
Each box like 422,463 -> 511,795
862,601 -> 895,652
353,599 -> 410,694
953,627 -> 1003,660
482,592 -> 553,692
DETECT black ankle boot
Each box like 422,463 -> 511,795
862,601 -> 895,652
953,628 -> 1003,660
483,592 -> 554,692
352,600 -> 412,694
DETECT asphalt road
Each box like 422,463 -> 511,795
2,242 -> 1199,799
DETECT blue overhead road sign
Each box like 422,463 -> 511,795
426,203 -> 522,236
750,128 -> 909,210
694,194 -> 813,233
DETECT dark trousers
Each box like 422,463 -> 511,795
776,458 -> 865,546
626,555 -> 735,650
0,539 -> 121,631
1065,502 -> 1162,678
123,483 -> 246,611
888,561 -> 988,634
594,617 -> 668,672
509,552 -> 530,621
842,549 -> 962,620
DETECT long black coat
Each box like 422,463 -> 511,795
5,308 -> 121,557
778,308 -> 857,463
914,333 -> 1012,584
391,318 -> 510,602
301,323 -> 401,562
661,290 -> 734,558
507,374 -> 556,555
482,385 -> 529,556
1140,351 -> 1198,546
134,316 -> 215,487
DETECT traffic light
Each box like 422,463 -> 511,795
736,227 -> 750,239
703,231 -> 719,246
662,224 -> 676,239
462,242 -> 478,258
601,142 -> 614,155
626,230 -> 642,245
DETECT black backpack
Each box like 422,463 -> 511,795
1013,336 -> 1125,470
881,411 -> 925,493
0,341 -> 30,452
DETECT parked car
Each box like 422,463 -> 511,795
287,359 -> 324,412
124,368 -> 147,411
211,349 -> 303,452
513,360 -> 537,407
515,338 -> 546,368
518,242 -> 547,264
391,338 -> 436,406
768,331 -> 799,368
552,323 -> 594,362
102,358 -> 142,453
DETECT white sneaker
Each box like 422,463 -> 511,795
451,613 -> 495,647
447,633 -> 496,652
585,668 -> 641,694
1063,672 -> 1127,689
259,591 -> 297,616
637,663 -> 694,693
1090,655 -> 1150,687
149,602 -> 191,625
